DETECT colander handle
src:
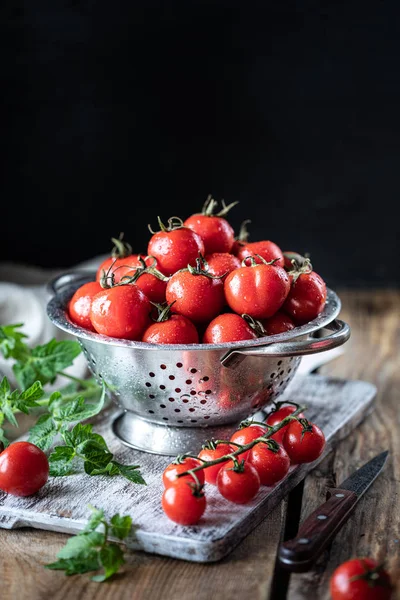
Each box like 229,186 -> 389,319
220,319 -> 350,368
46,271 -> 95,297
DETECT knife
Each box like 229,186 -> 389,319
278,450 -> 389,572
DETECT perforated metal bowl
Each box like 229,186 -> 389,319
47,272 -> 350,455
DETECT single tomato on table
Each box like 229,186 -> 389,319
224,257 -> 290,319
184,195 -> 237,254
217,460 -> 260,504
147,216 -> 204,276
0,442 -> 49,497
282,418 -> 326,464
90,283 -> 151,340
330,557 -> 392,600
161,480 -> 206,525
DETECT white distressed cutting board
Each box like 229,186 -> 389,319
0,374 -> 376,563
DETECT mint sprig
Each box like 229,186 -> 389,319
46,506 -> 132,581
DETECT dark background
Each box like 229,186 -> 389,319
1,1 -> 400,288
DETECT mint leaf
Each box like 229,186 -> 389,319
111,462 -> 147,485
0,323 -> 28,360
110,514 -> 132,540
48,446 -> 76,476
92,544 -> 125,582
57,531 -> 105,560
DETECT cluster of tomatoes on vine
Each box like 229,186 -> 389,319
68,196 -> 328,344
161,402 -> 326,526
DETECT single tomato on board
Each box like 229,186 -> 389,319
0,442 -> 49,497
330,558 -> 392,600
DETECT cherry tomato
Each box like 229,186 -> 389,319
236,240 -> 284,268
132,261 -> 168,304
229,425 -> 268,460
166,264 -> 225,324
283,250 -> 307,271
162,458 -> 205,488
183,195 -> 237,254
217,460 -> 260,504
147,217 -> 205,276
198,443 -> 233,485
90,284 -> 151,340
247,442 -> 291,486
282,419 -> 326,464
0,442 -> 49,497
203,313 -> 258,344
68,281 -> 102,331
283,265 -> 327,324
261,311 -> 295,336
161,480 -> 206,525
205,252 -> 241,278
142,314 -> 199,344
265,405 -> 305,444
330,558 -> 392,600
224,260 -> 290,319
96,234 -> 141,284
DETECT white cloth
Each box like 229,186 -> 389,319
0,257 -> 344,387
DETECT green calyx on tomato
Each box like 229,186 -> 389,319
201,194 -> 239,217
241,254 -> 280,268
241,314 -> 267,338
349,560 -> 392,588
110,232 -> 133,259
234,219 -> 251,243
297,417 -> 314,438
186,253 -> 226,280
148,215 -> 186,235
287,257 -> 314,284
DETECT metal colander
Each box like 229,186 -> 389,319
47,272 -> 350,455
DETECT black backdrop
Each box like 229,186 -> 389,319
2,1 -> 400,288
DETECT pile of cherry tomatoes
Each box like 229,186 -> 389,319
68,197 -> 328,344
161,403 -> 326,526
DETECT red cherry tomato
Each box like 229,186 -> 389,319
96,234 -> 141,284
282,419 -> 326,464
147,217 -> 205,276
161,480 -> 206,525
198,443 -> 233,485
203,313 -> 258,344
162,458 -> 205,488
265,405 -> 305,444
224,260 -> 290,319
205,252 -> 241,278
166,265 -> 225,324
229,425 -> 268,460
217,460 -> 260,504
247,442 -> 291,486
283,266 -> 327,324
261,311 -> 295,336
183,196 -> 237,254
90,284 -> 151,340
0,442 -> 49,497
68,281 -> 102,331
236,240 -> 284,268
142,314 -> 199,344
132,268 -> 167,304
330,558 -> 392,600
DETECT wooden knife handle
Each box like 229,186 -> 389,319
278,488 -> 358,572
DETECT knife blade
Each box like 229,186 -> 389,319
277,450 -> 389,572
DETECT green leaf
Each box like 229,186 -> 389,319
110,514 -> 132,540
28,413 -> 57,451
52,383 -> 106,424
83,506 -> 105,533
0,323 -> 28,360
111,462 -> 147,485
2,404 -> 18,428
31,339 -> 82,381
48,391 -> 63,409
13,362 -> 37,390
63,423 -> 108,450
0,376 -> 10,397
56,531 -> 104,560
0,428 -> 9,447
92,544 -> 125,582
80,441 -> 113,475
46,552 -> 100,576
19,380 -> 44,403
48,446 -> 76,476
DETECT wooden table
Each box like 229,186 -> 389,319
2,289 -> 400,600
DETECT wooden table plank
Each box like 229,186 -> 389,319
287,290 -> 400,599
2,289 -> 399,600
